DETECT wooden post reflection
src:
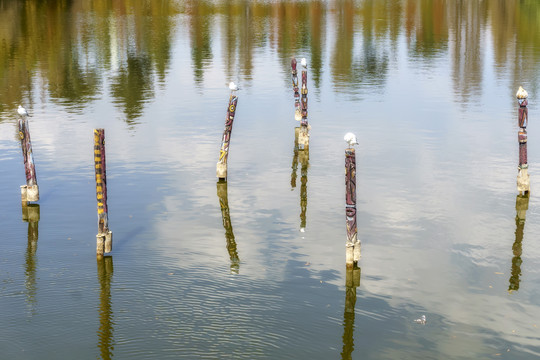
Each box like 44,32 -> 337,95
97,256 -> 114,359
217,181 -> 240,274
291,127 -> 309,231
291,127 -> 300,189
341,265 -> 360,360
509,193 -> 529,292
22,204 -> 40,312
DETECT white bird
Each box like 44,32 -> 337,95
229,82 -> 239,91
344,132 -> 358,147
300,58 -> 307,69
18,105 -> 29,117
414,315 -> 426,325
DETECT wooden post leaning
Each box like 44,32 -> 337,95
344,133 -> 361,268
299,59 -> 310,149
94,129 -> 112,256
217,83 -> 239,180
17,107 -> 39,204
516,86 -> 530,194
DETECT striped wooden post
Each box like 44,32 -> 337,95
216,93 -> 239,180
298,64 -> 310,149
217,181 -> 240,274
94,129 -> 112,256
516,86 -> 530,194
18,115 -> 39,203
345,148 -> 360,267
291,58 -> 301,121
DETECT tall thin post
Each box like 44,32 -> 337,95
18,113 -> 39,203
94,129 -> 112,256
345,147 -> 360,267
516,86 -> 530,194
299,62 -> 310,149
217,86 -> 239,180
291,58 -> 301,121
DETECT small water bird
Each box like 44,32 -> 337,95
344,132 -> 359,147
300,58 -> 307,69
516,86 -> 528,99
413,315 -> 426,325
18,105 -> 29,117
229,82 -> 239,92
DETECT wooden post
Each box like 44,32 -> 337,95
516,86 -> 530,194
217,181 -> 240,273
18,114 -> 39,203
341,265 -> 360,359
94,129 -> 112,256
216,91 -> 239,180
291,58 -> 301,121
298,65 -> 310,149
345,148 -> 361,267
509,193 -> 529,293
97,255 -> 114,358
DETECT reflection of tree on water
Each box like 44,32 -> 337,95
341,265 -> 360,360
217,181 -> 240,274
509,193 -> 529,292
22,204 -> 40,315
188,0 -> 214,86
97,256 -> 114,360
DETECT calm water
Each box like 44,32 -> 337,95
1,1 -> 540,359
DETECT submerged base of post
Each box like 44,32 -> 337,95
97,230 -> 113,256
346,241 -> 361,269
217,162 -> 227,180
20,184 -> 39,203
517,167 -> 530,194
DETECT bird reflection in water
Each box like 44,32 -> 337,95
290,127 -> 310,231
217,181 -> 240,274
22,204 -> 39,315
509,193 -> 529,292
97,256 -> 114,360
341,265 -> 360,360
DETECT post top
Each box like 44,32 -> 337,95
516,86 -> 528,99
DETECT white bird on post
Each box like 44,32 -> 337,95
300,58 -> 307,69
18,105 -> 29,118
344,132 -> 359,148
229,82 -> 239,92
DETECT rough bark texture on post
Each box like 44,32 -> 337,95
217,95 -> 238,180
94,129 -> 113,256
509,193 -> 529,293
217,181 -> 239,274
97,255 -> 114,359
345,148 -> 360,267
341,265 -> 360,359
516,87 -> 530,194
18,116 -> 39,203
291,58 -> 301,121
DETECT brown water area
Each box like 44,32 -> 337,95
1,1 -> 540,359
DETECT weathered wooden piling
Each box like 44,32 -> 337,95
509,193 -> 529,293
94,129 -> 112,256
217,181 -> 240,274
298,63 -> 310,149
18,110 -> 39,203
345,147 -> 361,267
291,58 -> 301,121
216,87 -> 239,180
341,265 -> 360,359
516,86 -> 530,194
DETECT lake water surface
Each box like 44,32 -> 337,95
1,1 -> 540,359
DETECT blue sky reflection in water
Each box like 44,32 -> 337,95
1,1 -> 540,359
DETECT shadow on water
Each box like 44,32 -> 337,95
217,181 -> 240,274
22,203 -> 39,315
97,256 -> 114,360
509,193 -> 529,293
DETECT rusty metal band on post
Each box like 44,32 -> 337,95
301,70 -> 308,126
218,96 -> 238,168
18,117 -> 37,187
345,148 -> 357,244
94,129 -> 108,234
